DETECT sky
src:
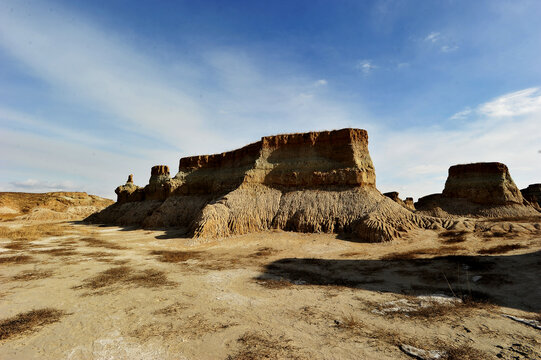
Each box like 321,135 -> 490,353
0,0 -> 540,200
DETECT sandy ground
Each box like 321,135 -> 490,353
0,219 -> 540,359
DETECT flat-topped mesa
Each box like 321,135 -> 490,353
90,128 -> 439,242
174,128 -> 376,195
521,184 -> 541,210
415,162 -> 539,218
442,162 -> 523,205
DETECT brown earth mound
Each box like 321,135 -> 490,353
89,129 -> 440,242
0,192 -> 114,220
521,184 -> 541,210
416,163 -> 538,218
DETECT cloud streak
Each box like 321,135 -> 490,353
373,88 -> 541,198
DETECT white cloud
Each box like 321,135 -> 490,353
0,2 -> 363,197
425,32 -> 440,43
8,179 -> 79,192
440,45 -> 458,52
449,107 -> 472,121
479,87 -> 541,117
357,60 -> 377,74
373,87 -> 541,199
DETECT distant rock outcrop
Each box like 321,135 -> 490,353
0,192 -> 113,220
89,129 -> 439,242
443,163 -> 523,205
521,184 -> 541,210
416,162 -> 538,217
383,192 -> 415,211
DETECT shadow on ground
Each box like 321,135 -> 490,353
256,250 -> 541,313
72,221 -> 190,239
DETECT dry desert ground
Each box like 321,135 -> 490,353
0,216 -> 540,359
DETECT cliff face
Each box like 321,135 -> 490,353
521,184 -> 541,210
90,128 -> 433,242
443,162 -> 523,205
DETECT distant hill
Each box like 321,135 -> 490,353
0,192 -> 113,221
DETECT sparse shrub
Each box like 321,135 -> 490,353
0,308 -> 65,340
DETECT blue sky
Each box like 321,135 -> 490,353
1,0 -> 540,199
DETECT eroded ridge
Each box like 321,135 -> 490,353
89,129 -> 454,241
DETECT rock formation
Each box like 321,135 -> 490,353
0,192 -> 113,220
416,162 -> 538,217
383,192 -> 415,211
404,197 -> 415,211
89,128 -> 437,242
521,184 -> 541,210
443,163 -> 523,205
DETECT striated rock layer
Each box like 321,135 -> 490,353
416,162 -> 538,217
89,128 -> 440,242
443,162 -> 523,205
521,184 -> 541,210
0,192 -> 113,220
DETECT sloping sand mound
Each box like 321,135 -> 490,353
0,192 -> 114,221
89,129 -> 440,242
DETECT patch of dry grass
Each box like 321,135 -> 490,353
34,248 -> 78,257
478,243 -> 527,254
437,341 -> 488,360
0,224 -> 66,242
0,308 -> 65,341
381,246 -> 465,260
3,241 -> 32,250
251,247 -> 278,257
438,230 -> 468,244
12,269 -> 53,281
0,255 -> 34,265
80,237 -> 125,250
338,251 -> 364,257
149,250 -> 202,263
256,278 -> 294,289
131,313 -> 235,341
227,332 -> 305,360
153,302 -> 189,316
75,266 -> 173,293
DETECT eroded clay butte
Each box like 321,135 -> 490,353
89,129 -> 444,242
416,162 -> 539,218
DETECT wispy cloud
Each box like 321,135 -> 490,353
423,31 -> 458,53
8,179 -> 79,192
357,60 -> 377,74
424,32 -> 441,43
440,45 -> 458,53
374,87 -> 541,198
0,2 -> 362,197
449,107 -> 472,121
479,87 -> 541,117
